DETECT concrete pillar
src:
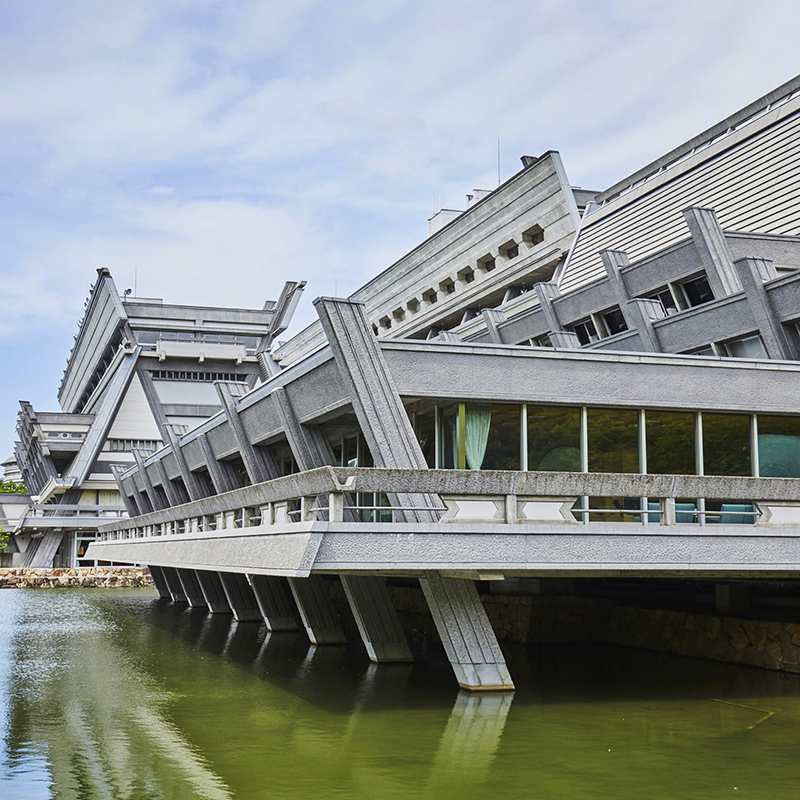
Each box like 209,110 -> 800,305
154,457 -> 182,508
198,433 -> 233,494
533,282 -> 562,332
683,207 -> 741,297
161,566 -> 187,603
175,568 -> 207,608
272,386 -> 336,471
287,576 -> 347,644
219,572 -> 262,622
148,564 -> 171,599
340,575 -> 413,662
480,309 -> 507,344
249,574 -> 298,631
419,572 -> 514,691
164,425 -> 203,501
195,570 -> 232,614
132,448 -> 161,510
733,256 -> 794,359
215,382 -> 280,483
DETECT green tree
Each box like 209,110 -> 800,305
0,479 -> 27,494
0,526 -> 9,553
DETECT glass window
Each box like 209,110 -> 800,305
646,410 -> 696,474
724,336 -> 767,359
587,408 -> 639,473
703,413 -> 751,476
479,405 -> 521,470
572,319 -> 599,346
758,415 -> 800,477
603,308 -> 628,335
527,406 -> 581,472
649,289 -> 678,316
439,405 -> 458,469
681,275 -> 714,307
414,410 -> 436,468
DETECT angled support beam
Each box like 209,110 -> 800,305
132,449 -> 161,510
137,368 -> 171,441
147,564 -> 171,599
419,572 -> 514,692
314,297 -> 442,522
219,572 -> 262,622
215,382 -> 280,483
111,464 -> 139,516
175,568 -> 207,608
480,309 -> 507,344
287,576 -> 347,644
161,566 -> 188,603
195,570 -> 232,614
164,425 -> 203,501
198,433 -> 233,495
249,575 -> 298,631
734,257 -> 794,359
340,575 -> 413,662
272,386 -> 336,471
683,207 -> 741,297
154,456 -> 182,508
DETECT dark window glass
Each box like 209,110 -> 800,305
650,289 -> 678,315
603,308 -> 628,335
703,413 -> 751,476
527,406 -> 581,472
415,410 -> 436,468
344,436 -> 358,467
439,405 -> 458,469
483,258 -> 496,272
587,408 -> 639,473
758,415 -> 800,477
478,404 -> 521,470
646,410 -> 696,474
572,319 -> 598,346
682,275 -> 714,307
506,244 -> 519,259
573,496 -> 642,523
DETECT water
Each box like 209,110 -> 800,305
1,589 -> 800,799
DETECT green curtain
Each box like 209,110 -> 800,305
758,434 -> 800,477
465,403 -> 492,470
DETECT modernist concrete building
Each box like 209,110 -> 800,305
17,74 -> 800,691
10,270 -> 304,568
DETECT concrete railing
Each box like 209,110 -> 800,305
19,504 -> 128,529
97,467 -> 800,543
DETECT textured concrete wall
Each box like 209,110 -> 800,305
374,584 -> 800,674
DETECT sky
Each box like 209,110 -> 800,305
1,0 -> 800,463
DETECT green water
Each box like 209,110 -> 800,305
1,589 -> 800,799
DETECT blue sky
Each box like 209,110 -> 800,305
2,0 -> 800,463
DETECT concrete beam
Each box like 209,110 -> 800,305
272,386 -> 335,471
148,564 -> 171,599
287,576 -> 347,644
195,570 -> 232,614
198,433 -> 233,495
419,571 -> 514,691
164,425 -> 203,501
219,572 -> 262,622
175,567 -> 207,608
249,574 -> 298,631
683,207 -> 741,297
161,566 -> 188,603
340,575 -> 413,662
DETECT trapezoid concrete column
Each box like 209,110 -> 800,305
148,564 -> 171,599
683,207 -> 741,297
248,574 -> 298,631
164,425 -> 203,501
219,572 -> 262,622
272,386 -> 336,471
198,433 -> 234,494
215,381 -> 280,483
161,566 -> 188,603
132,449 -> 161,510
195,570 -> 232,614
340,575 -> 413,662
287,576 -> 347,644
154,456 -> 182,508
175,568 -> 207,608
419,571 -> 514,692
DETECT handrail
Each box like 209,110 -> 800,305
99,467 -> 800,534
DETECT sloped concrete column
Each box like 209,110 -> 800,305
340,575 -> 413,662
683,207 -> 741,297
195,570 -> 232,614
219,572 -> 262,622
249,574 -> 298,631
175,568 -> 206,608
287,576 -> 347,644
198,433 -> 234,494
164,425 -> 203,501
148,564 -> 171,599
419,572 -> 514,691
161,566 -> 187,603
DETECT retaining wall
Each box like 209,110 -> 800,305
0,567 -> 153,589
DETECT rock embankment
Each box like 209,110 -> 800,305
0,567 -> 153,589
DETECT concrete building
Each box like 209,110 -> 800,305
10,269 -> 304,568
48,74 -> 800,690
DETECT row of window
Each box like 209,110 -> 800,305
373,225 -> 546,334
412,403 -> 800,478
107,439 -> 164,452
565,274 -> 715,346
149,370 -> 249,382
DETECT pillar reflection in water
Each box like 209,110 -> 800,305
426,691 -> 514,796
